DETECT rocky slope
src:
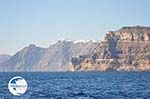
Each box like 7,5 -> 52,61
71,26 -> 150,71
0,54 -> 11,64
0,44 -> 46,71
37,40 -> 99,71
1,26 -> 150,72
0,41 -> 99,71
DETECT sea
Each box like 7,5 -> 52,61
0,72 -> 150,99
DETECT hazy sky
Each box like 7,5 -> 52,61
0,0 -> 150,55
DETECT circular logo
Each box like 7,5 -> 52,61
8,76 -> 28,96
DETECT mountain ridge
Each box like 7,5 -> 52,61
0,26 -> 150,72
71,26 -> 150,71
0,40 -> 99,71
0,54 -> 11,64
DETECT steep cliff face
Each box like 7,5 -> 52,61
0,54 -> 11,64
0,41 -> 99,72
71,26 -> 150,71
1,26 -> 150,72
36,40 -> 99,71
0,44 -> 46,71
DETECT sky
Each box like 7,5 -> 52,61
0,0 -> 150,55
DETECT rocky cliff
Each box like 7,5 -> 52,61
0,41 -> 99,72
71,26 -> 150,71
0,44 -> 46,71
0,26 -> 150,72
0,54 -> 11,64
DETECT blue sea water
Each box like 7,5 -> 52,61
0,72 -> 150,99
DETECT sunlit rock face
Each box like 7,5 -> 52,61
71,26 -> 150,71
0,41 -> 99,72
0,26 -> 150,72
0,44 -> 46,71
